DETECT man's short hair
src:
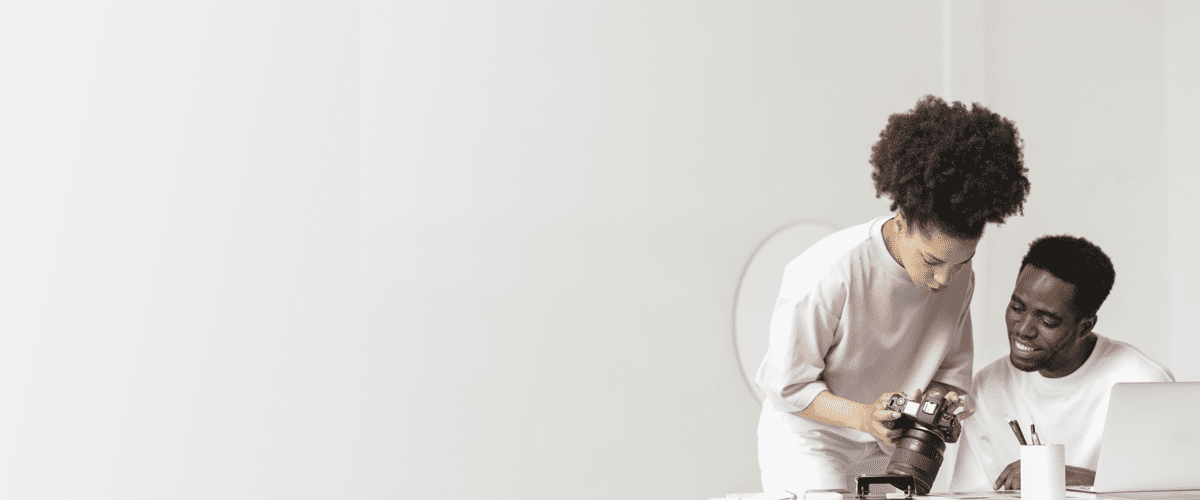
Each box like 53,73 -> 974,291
871,95 -> 1031,240
1020,235 -> 1116,318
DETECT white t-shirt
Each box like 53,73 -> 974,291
950,335 -> 1174,492
755,216 -> 975,423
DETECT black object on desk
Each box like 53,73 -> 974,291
854,474 -> 915,499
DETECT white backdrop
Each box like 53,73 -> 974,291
0,3 -> 361,498
0,1 -> 1196,499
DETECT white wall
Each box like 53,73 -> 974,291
366,2 -> 946,498
0,3 -> 362,498
1165,0 -> 1200,382
936,2 -> 1200,492
376,1 -> 1200,497
1,2 -> 1197,499
967,1 -> 1192,381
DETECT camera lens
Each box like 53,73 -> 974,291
885,426 -> 946,495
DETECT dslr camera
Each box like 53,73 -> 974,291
868,391 -> 963,496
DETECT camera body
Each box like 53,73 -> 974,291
878,391 -> 962,495
884,392 -> 961,443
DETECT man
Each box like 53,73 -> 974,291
756,95 -> 1031,494
949,235 -> 1174,492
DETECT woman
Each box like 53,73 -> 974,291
756,95 -> 1031,494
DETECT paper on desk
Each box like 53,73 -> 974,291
918,491 -> 1022,499
711,489 -> 1091,500
707,492 -> 798,500
921,490 -> 1092,499
707,493 -> 786,500
710,492 -> 987,500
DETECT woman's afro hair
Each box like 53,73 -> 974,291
871,95 -> 1031,240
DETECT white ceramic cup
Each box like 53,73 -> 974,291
1021,444 -> 1066,500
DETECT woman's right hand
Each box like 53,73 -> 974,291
860,392 -> 905,446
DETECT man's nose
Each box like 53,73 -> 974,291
1016,315 -> 1037,337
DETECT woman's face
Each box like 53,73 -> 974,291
891,215 -> 979,293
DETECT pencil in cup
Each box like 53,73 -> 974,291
1006,414 -> 1028,445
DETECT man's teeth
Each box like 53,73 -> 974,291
1015,341 -> 1034,352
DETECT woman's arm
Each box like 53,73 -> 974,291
797,390 -> 904,445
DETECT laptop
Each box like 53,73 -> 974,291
1067,382 -> 1200,499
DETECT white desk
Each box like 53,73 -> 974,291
711,490 -> 1104,500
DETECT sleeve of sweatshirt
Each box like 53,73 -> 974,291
949,417 -> 995,493
755,257 -> 847,414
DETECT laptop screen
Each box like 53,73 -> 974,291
1093,382 -> 1200,493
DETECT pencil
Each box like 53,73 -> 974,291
1030,421 -> 1041,445
1006,414 -> 1028,445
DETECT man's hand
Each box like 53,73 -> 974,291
994,460 -> 1096,490
858,392 -> 904,446
994,460 -> 1021,490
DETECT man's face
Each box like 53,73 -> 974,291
892,218 -> 978,293
1005,265 -> 1092,377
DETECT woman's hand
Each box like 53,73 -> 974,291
916,385 -> 975,421
859,392 -> 905,446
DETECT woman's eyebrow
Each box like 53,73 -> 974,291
924,251 -> 976,265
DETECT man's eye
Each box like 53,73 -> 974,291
1010,303 -> 1023,312
1042,321 -> 1060,328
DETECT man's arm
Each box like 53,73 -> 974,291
949,421 -> 998,491
1065,465 -> 1097,485
994,462 -> 1095,490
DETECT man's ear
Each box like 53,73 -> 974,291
1078,314 -> 1097,338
